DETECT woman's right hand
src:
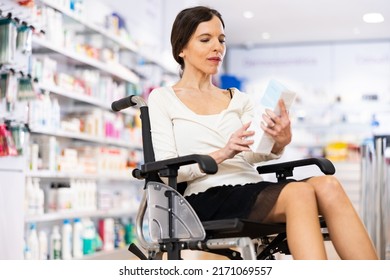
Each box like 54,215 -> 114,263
210,122 -> 254,164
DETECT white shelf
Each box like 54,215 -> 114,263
25,208 -> 137,223
78,247 -> 134,260
32,36 -> 140,84
137,50 -> 178,75
39,83 -> 109,109
38,83 -> 137,116
29,126 -> 142,150
38,0 -> 176,75
38,0 -> 138,52
26,169 -> 140,182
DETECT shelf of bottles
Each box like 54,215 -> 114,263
25,216 -> 138,260
24,173 -> 142,260
35,0 -> 177,75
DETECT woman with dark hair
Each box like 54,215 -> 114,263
148,6 -> 377,260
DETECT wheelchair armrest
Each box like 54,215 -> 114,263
141,154 -> 218,175
256,157 -> 335,178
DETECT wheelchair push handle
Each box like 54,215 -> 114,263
111,95 -> 147,112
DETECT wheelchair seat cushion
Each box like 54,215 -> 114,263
185,179 -> 296,222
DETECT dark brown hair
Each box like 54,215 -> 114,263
171,6 -> 225,73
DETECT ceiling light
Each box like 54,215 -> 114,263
363,13 -> 384,23
262,32 -> 271,40
243,11 -> 254,19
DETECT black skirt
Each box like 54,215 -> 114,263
185,179 -> 296,222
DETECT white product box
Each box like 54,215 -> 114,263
248,79 -> 296,155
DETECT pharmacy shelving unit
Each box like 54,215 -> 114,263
28,83 -> 142,151
32,36 -> 140,84
20,0 -> 177,260
35,0 -> 177,76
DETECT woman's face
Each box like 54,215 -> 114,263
180,15 -> 226,75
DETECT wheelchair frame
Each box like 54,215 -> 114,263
111,95 -> 335,260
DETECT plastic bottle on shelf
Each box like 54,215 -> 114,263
25,177 -> 35,215
24,238 -> 32,260
84,180 -> 96,210
82,218 -> 96,255
50,225 -> 61,260
47,183 -> 58,212
38,230 -> 48,260
71,180 -> 78,211
57,183 -> 72,211
56,183 -> 66,211
33,178 -> 44,215
30,143 -> 39,171
28,98 -> 43,129
69,180 -> 76,211
99,218 -> 114,251
90,180 -> 97,210
124,218 -> 135,245
48,136 -> 58,172
27,223 -> 39,260
72,218 -> 83,259
41,91 -> 52,129
51,97 -> 61,131
76,180 -> 85,211
82,180 -> 89,210
61,219 -> 73,260
114,219 -> 125,249
69,179 -> 79,211
30,178 -> 40,215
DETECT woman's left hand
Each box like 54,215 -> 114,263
260,99 -> 292,154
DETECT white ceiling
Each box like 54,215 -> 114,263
197,0 -> 390,47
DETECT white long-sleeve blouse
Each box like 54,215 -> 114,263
148,86 -> 281,196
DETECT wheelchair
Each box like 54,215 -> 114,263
111,95 -> 336,260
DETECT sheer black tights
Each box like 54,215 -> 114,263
246,184 -> 285,222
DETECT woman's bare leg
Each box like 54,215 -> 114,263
306,176 -> 378,260
263,182 -> 327,259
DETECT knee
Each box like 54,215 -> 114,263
282,182 -> 317,204
319,175 -> 341,188
277,182 -> 321,219
311,175 -> 348,204
317,175 -> 343,193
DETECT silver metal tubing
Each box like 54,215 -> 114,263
131,95 -> 148,108
135,192 -> 160,251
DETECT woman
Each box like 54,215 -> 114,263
148,6 -> 377,260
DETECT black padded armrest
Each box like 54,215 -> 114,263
257,157 -> 335,176
142,154 -> 218,175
